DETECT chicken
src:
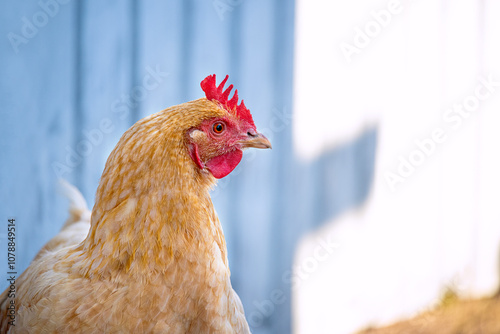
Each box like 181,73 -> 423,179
0,74 -> 271,333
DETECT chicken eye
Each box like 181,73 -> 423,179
212,122 -> 225,134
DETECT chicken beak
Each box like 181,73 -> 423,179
239,132 -> 272,149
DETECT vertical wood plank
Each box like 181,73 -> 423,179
0,0 -> 77,274
76,0 -> 137,203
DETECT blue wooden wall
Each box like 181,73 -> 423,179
0,1 -> 376,333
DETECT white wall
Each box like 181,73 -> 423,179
293,0 -> 500,333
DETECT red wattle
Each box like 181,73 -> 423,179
205,149 -> 243,179
188,143 -> 204,169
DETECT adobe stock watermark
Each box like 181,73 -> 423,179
247,235 -> 340,328
340,0 -> 403,63
212,0 -> 243,20
385,73 -> 500,191
7,0 -> 72,54
51,65 -> 169,178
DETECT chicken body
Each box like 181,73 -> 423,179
0,78 -> 270,333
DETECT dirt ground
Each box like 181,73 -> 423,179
358,294 -> 500,334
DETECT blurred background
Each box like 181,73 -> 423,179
1,0 -> 499,333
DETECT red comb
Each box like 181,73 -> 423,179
200,74 -> 256,128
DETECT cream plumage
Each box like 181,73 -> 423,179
0,75 -> 271,333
